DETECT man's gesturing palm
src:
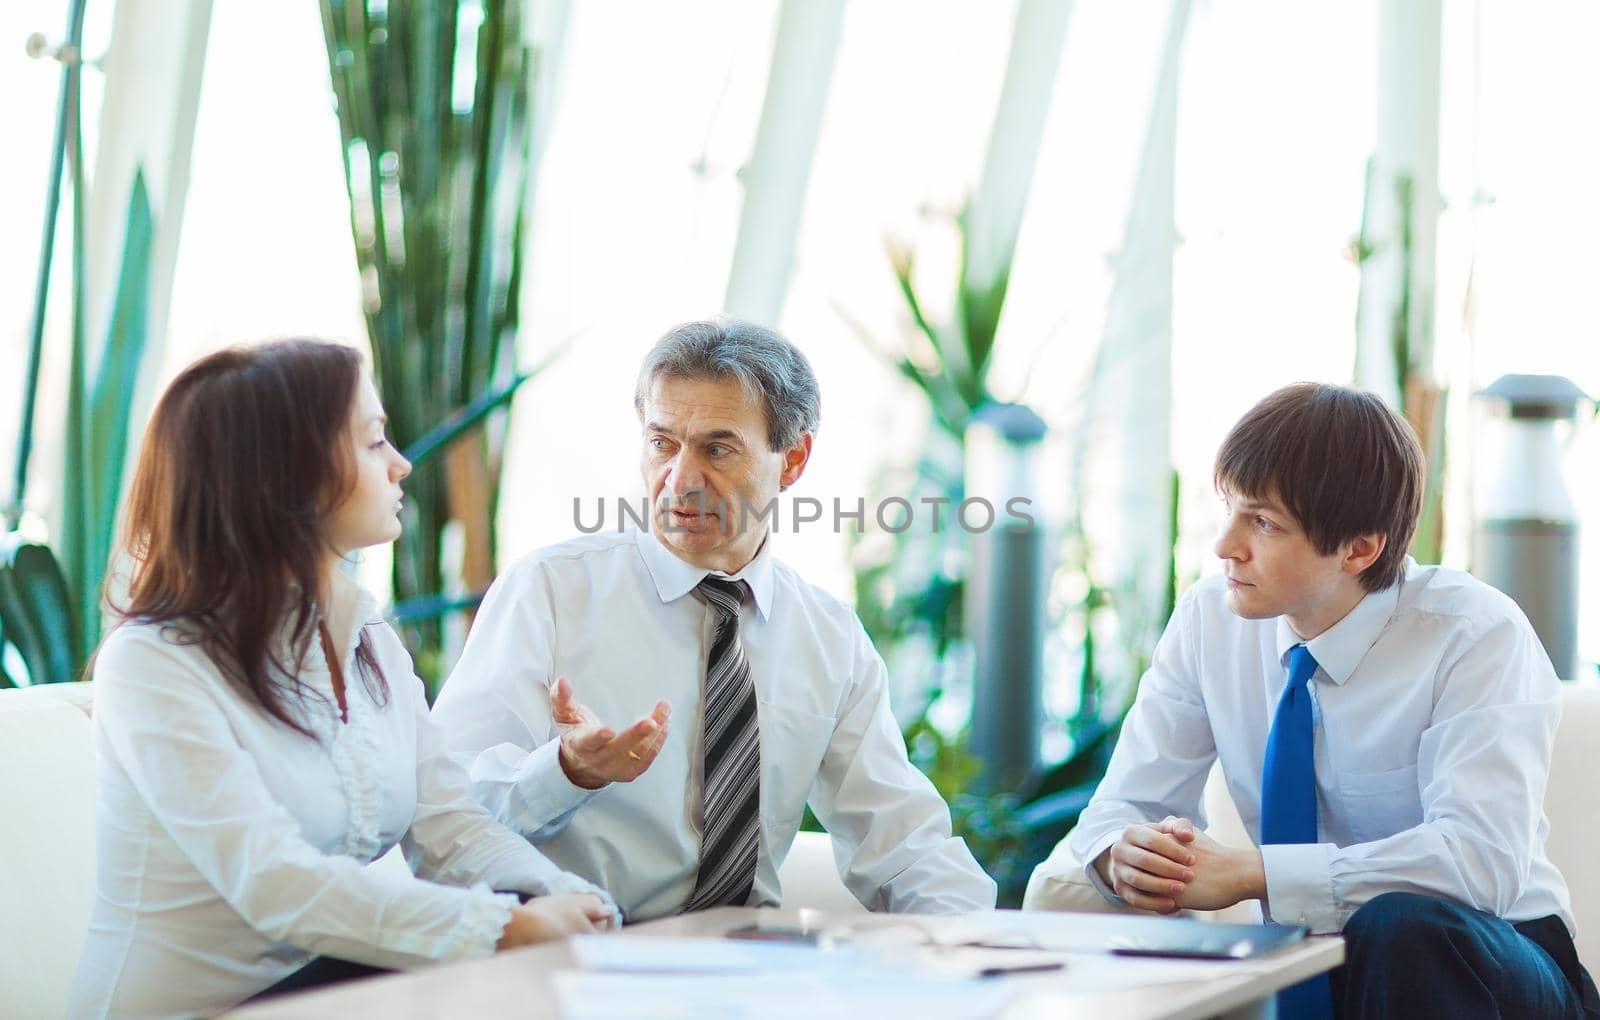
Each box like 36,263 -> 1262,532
551,676 -> 671,789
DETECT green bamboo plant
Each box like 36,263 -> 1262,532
1352,162 -> 1447,562
3,0 -> 157,687
319,0 -> 551,687
845,0 -> 1068,679
1,183 -> 155,690
842,214 -> 1103,904
843,226 -> 1008,669
61,175 -> 156,668
845,1 -> 1191,904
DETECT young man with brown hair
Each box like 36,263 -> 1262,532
1028,383 -> 1597,1018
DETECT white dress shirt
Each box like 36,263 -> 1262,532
431,528 -> 996,921
1069,558 -> 1574,936
69,572 -> 609,1020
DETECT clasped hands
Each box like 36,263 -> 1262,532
551,676 -> 671,790
1094,816 -> 1267,914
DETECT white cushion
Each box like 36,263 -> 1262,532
0,684 -> 97,1019
0,680 -> 93,716
777,830 -> 867,914
1197,764 -> 1258,924
1547,684 -> 1600,970
1020,765 -> 1256,923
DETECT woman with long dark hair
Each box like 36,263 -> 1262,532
69,339 -> 615,1018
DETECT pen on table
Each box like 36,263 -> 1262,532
977,961 -> 1067,979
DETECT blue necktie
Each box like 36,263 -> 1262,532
1261,643 -> 1333,1020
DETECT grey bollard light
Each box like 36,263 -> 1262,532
965,403 -> 1049,793
1471,374 -> 1592,682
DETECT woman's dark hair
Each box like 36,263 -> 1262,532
114,338 -> 388,735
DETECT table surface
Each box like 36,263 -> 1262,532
227,907 -> 1343,1020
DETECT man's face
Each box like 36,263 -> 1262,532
639,374 -> 810,574
1212,487 -> 1372,638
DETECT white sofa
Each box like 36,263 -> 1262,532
0,683 -> 97,1019
0,684 -> 864,1016
5,682 -> 1591,1015
1024,684 -> 1600,972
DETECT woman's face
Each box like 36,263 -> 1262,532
326,376 -> 411,555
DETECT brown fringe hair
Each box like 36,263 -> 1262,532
1214,382 -> 1424,593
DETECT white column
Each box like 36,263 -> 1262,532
962,0 -> 1074,309
1095,0 -> 1190,632
522,0 -> 571,218
1355,0 -> 1443,403
514,0 -> 572,376
722,0 -> 846,327
84,0 -> 214,465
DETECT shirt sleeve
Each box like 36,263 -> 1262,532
1261,613 -> 1561,934
92,635 -> 518,970
431,560 -> 600,839
806,617 -> 998,914
1066,589 -> 1218,904
398,655 -> 621,924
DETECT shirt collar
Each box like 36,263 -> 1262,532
1273,575 -> 1402,685
320,567 -> 381,663
631,527 -> 776,621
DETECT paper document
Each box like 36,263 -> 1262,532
568,934 -> 855,973
554,972 -> 1015,1020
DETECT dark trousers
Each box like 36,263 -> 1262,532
1332,892 -> 1600,1019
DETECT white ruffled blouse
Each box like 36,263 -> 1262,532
68,572 -> 610,1020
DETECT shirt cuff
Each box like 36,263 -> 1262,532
1078,830 -> 1126,906
537,871 -> 626,927
507,739 -> 601,836
439,888 -> 520,961
1261,842 -> 1340,933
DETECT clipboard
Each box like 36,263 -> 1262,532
1106,920 -> 1308,960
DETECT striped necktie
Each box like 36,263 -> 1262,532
1261,643 -> 1332,1020
682,576 -> 761,912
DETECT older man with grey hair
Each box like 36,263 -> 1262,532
433,318 -> 996,920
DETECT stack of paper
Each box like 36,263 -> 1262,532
555,936 -> 1018,1020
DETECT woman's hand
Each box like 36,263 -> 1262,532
495,893 -> 616,950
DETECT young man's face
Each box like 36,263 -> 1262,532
1212,488 -> 1377,639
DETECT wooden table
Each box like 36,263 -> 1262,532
228,908 -> 1343,1020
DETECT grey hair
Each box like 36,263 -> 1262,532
634,318 -> 821,451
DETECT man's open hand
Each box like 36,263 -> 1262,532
551,676 -> 670,790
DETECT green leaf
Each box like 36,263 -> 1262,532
55,91 -> 91,675
84,172 -> 155,653
401,339 -> 566,465
389,588 -> 487,623
59,165 -> 152,669
884,243 -> 948,377
835,298 -> 969,438
0,536 -> 82,685
402,370 -> 531,466
955,208 -> 1010,401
